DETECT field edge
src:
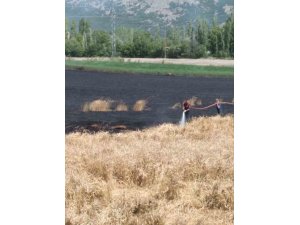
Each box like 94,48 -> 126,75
65,60 -> 234,77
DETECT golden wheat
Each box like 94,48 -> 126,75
132,100 -> 148,111
66,116 -> 234,225
82,99 -> 113,112
115,103 -> 129,111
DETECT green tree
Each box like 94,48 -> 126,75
86,30 -> 111,56
79,18 -> 90,35
196,19 -> 209,57
65,19 -> 70,40
180,39 -> 190,58
151,27 -> 164,57
65,16 -> 234,58
118,42 -> 134,57
70,20 -> 77,39
226,14 -> 234,57
65,38 -> 84,57
132,30 -> 153,57
208,18 -> 224,57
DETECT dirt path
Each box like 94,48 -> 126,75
66,57 -> 234,67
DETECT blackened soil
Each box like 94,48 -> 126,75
66,70 -> 234,133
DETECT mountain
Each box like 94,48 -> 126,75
65,0 -> 233,31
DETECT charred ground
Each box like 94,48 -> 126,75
65,70 -> 233,133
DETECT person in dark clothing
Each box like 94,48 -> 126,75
183,100 -> 190,119
216,98 -> 223,115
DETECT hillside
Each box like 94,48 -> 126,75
66,0 -> 234,31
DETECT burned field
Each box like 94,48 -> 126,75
66,70 -> 234,224
65,70 -> 234,133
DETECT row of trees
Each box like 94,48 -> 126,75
65,15 -> 233,58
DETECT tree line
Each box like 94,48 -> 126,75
65,15 -> 233,58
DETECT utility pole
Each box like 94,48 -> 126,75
111,0 -> 116,57
164,24 -> 167,58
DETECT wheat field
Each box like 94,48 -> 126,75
65,116 -> 234,225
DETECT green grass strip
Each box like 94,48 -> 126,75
65,60 -> 234,77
